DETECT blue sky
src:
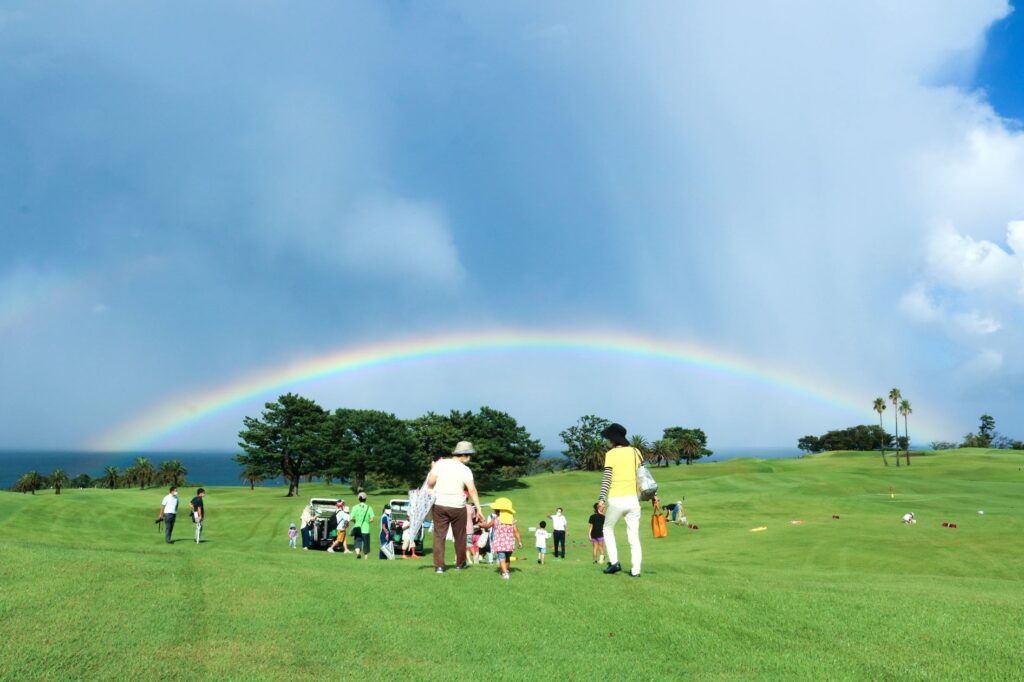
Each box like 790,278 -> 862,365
2,2 -> 1023,451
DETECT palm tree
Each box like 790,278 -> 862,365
14,471 -> 45,494
157,460 -> 173,486
135,457 -> 155,489
99,465 -> 120,490
873,397 -> 888,466
157,460 -> 187,487
899,399 -> 912,466
651,439 -> 674,467
50,469 -> 70,495
166,460 -> 188,487
123,464 -> 140,488
889,388 -> 902,467
629,434 -> 651,462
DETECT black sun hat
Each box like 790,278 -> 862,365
601,423 -> 629,446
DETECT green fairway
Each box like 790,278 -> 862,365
2,449 -> 1022,680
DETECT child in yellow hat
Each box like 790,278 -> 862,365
479,497 -> 523,580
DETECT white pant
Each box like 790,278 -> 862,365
604,495 -> 642,575
194,515 -> 202,543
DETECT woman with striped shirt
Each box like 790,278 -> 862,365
596,423 -> 643,577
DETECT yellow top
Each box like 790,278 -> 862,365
604,446 -> 640,498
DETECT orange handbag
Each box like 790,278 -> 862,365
652,513 -> 668,538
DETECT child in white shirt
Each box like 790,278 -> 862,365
535,521 -> 550,565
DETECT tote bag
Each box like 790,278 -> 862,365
635,449 -> 658,501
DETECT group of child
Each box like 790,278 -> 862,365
287,495 -> 623,582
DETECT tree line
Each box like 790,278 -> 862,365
559,415 -> 712,469
930,413 -> 1024,450
796,388 -> 915,467
235,393 -> 543,497
11,457 -> 189,494
237,395 -> 716,496
798,399 -> 1024,463
797,425 -> 895,455
10,396 -> 714,496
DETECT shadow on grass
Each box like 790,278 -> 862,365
478,478 -> 531,493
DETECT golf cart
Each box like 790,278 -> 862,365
388,498 -> 428,555
307,497 -> 341,550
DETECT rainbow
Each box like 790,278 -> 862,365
90,328 -> 929,451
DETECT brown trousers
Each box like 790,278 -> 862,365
432,504 -> 468,569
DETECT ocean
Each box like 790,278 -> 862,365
0,450 -> 268,490
0,446 -> 803,489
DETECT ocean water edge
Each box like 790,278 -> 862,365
0,447 -> 804,490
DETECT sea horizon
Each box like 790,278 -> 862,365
2,443 -> 944,490
0,445 -> 822,489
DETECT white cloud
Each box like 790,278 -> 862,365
6,1 -> 1024,447
965,348 -> 1004,373
899,283 -> 944,323
340,195 -> 465,285
926,221 -> 1024,298
246,91 -> 466,287
952,310 -> 1002,335
262,192 -> 465,287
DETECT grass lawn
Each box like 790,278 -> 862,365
1,448 -> 1022,680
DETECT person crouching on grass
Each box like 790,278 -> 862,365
478,497 -> 522,580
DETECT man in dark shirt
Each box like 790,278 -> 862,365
189,488 -> 206,544
588,503 -> 606,566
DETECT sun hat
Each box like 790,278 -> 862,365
601,423 -> 629,446
491,497 -> 516,513
289,523 -> 296,528
358,492 -> 367,501
452,440 -> 476,455
336,501 -> 345,508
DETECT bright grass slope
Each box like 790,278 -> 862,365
1,449 -> 1022,680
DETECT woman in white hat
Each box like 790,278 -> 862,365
426,440 -> 484,573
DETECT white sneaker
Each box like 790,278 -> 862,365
436,567 -> 444,574
327,548 -> 334,553
501,572 -> 510,580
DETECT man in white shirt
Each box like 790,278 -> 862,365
157,486 -> 179,544
549,508 -> 568,558
426,441 -> 483,573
